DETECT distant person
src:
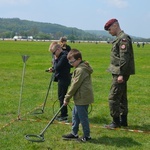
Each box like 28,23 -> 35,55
104,18 -> 135,128
142,42 -> 145,48
48,42 -> 71,121
137,42 -> 140,48
62,49 -> 94,142
59,37 -> 71,53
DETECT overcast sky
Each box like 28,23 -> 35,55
0,0 -> 150,38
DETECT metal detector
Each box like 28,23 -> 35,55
32,72 -> 54,115
52,100 -> 93,115
52,99 -> 72,115
25,104 -> 64,142
18,55 -> 30,120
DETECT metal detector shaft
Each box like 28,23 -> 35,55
18,55 -> 29,120
39,104 -> 64,136
41,73 -> 54,112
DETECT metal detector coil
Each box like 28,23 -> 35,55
25,104 -> 64,142
25,134 -> 45,142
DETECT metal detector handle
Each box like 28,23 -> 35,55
40,104 -> 64,136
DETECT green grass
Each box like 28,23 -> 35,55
0,40 -> 150,150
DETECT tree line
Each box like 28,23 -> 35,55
0,18 -> 149,42
0,18 -> 100,41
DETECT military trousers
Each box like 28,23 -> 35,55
108,74 -> 130,118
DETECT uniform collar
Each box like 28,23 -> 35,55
117,30 -> 124,37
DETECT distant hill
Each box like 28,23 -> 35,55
85,30 -> 113,41
0,18 -> 99,40
0,18 -> 149,42
85,30 -> 111,37
0,18 -> 76,34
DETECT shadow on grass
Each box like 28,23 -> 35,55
89,115 -> 110,124
89,116 -> 150,133
89,136 -> 142,147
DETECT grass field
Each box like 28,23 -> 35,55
0,40 -> 149,150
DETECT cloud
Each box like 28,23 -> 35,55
106,0 -> 128,8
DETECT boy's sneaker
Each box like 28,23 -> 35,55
56,116 -> 68,122
78,136 -> 91,142
62,133 -> 78,140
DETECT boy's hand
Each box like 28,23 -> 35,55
63,100 -> 68,106
45,68 -> 53,73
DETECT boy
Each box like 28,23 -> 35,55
48,42 -> 71,121
62,49 -> 94,142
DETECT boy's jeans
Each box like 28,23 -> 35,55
72,105 -> 90,137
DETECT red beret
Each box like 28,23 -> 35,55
104,18 -> 118,30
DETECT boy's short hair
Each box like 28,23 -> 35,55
67,49 -> 82,60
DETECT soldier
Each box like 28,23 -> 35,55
104,19 -> 135,128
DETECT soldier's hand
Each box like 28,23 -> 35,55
117,75 -> 124,83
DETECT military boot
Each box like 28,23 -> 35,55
120,115 -> 128,127
105,117 -> 121,128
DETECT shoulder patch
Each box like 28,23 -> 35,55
122,38 -> 127,42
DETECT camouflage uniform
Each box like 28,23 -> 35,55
107,31 -> 135,121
